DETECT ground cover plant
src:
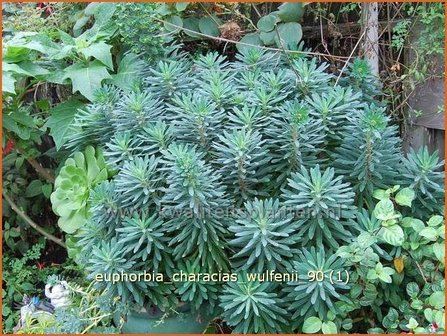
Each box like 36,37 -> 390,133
2,2 -> 445,334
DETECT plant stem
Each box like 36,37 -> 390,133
2,191 -> 66,248
17,148 -> 55,184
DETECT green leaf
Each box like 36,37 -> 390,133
429,291 -> 445,309
402,217 -> 425,230
406,282 -> 420,298
395,187 -> 415,207
26,180 -> 43,198
275,22 -> 303,49
257,14 -> 278,32
18,61 -> 50,77
380,225 -> 404,246
277,2 -> 305,22
2,72 -> 16,94
2,61 -> 32,76
357,232 -> 377,248
382,308 -> 399,329
175,2 -> 189,12
79,41 -> 113,69
183,18 -> 201,38
111,53 -> 144,91
321,321 -> 337,334
419,227 -> 438,241
428,215 -> 444,227
374,198 -> 396,221
164,15 -> 183,33
63,61 -> 111,101
45,99 -> 84,150
260,31 -> 276,45
237,33 -> 263,52
433,242 -> 445,264
42,184 -> 53,198
303,316 -> 322,333
424,308 -> 434,322
373,189 -> 388,200
199,16 -> 220,37
406,317 -> 418,330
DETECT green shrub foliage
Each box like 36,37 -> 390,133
53,49 -> 445,334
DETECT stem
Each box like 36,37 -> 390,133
17,148 -> 55,184
2,191 -> 66,248
415,261 -> 428,284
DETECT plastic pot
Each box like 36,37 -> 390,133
114,303 -> 214,334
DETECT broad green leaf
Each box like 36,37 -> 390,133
372,189 -> 388,200
357,232 -> 376,248
322,321 -> 337,334
183,18 -> 201,38
429,291 -> 445,309
45,99 -> 84,150
2,72 -> 16,94
79,41 -> 113,69
428,215 -> 444,227
303,316 -> 322,333
199,16 -> 220,37
374,198 -> 396,221
406,282 -> 419,298
380,225 -> 404,246
63,61 -> 111,101
26,180 -> 43,198
419,227 -> 438,241
237,33 -> 263,52
18,61 -> 50,77
257,14 -> 278,32
433,242 -> 445,264
111,53 -> 144,91
402,217 -> 424,231
277,2 -> 305,22
175,2 -> 189,12
164,15 -> 183,33
2,61 -> 32,76
406,317 -> 418,330
395,187 -> 415,207
275,22 -> 303,49
260,31 -> 276,45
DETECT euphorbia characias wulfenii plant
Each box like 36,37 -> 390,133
51,47 -> 445,333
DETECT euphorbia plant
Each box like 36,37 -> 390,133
51,48 -> 444,333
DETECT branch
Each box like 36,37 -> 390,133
17,148 -> 55,184
3,191 -> 66,248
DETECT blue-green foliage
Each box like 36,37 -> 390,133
61,48 -> 444,333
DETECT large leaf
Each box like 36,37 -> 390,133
257,14 -> 278,32
2,61 -> 32,76
419,227 -> 438,241
380,225 -> 404,246
79,41 -> 113,69
322,321 -> 337,334
395,187 -> 415,207
199,16 -> 220,37
63,60 -> 111,101
303,316 -> 322,333
277,2 -> 305,22
275,22 -> 303,49
373,198 -> 396,221
183,18 -> 201,38
45,99 -> 84,150
111,53 -> 144,91
2,72 -> 16,94
237,33 -> 263,52
433,242 -> 445,264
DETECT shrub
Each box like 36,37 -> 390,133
52,49 -> 445,333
